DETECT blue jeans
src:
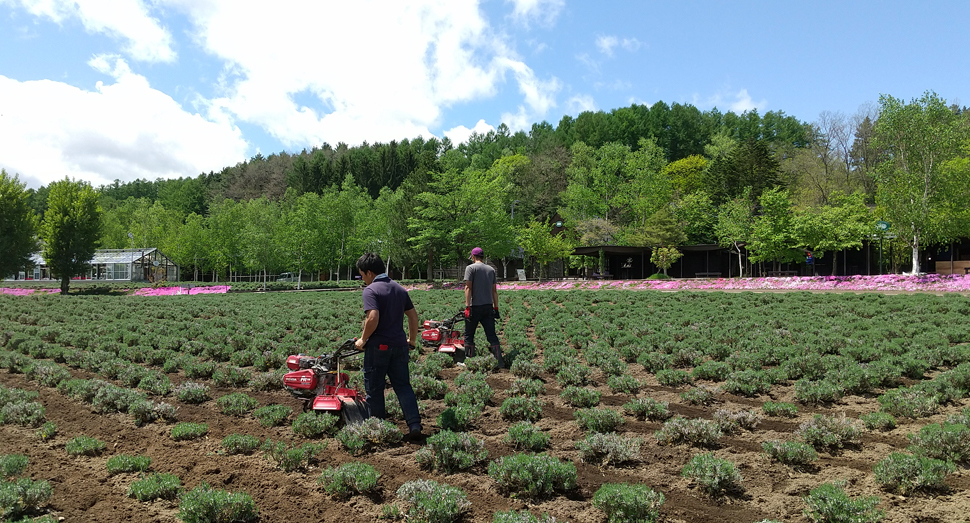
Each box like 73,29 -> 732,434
464,304 -> 500,349
363,343 -> 421,431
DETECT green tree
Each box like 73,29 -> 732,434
409,164 -> 513,278
26,185 -> 50,217
650,246 -> 683,276
939,143 -> 970,243
142,201 -> 183,261
706,138 -> 781,203
592,142 -> 632,222
510,147 -> 569,222
625,206 -> 686,276
747,188 -> 801,270
673,191 -> 717,244
389,171 -> 434,279
704,130 -> 738,162
276,190 -> 317,288
241,197 -> 282,289
714,189 -> 754,277
208,198 -> 246,281
0,170 -> 39,278
618,138 -> 670,231
98,197 -> 150,249
667,102 -> 707,160
559,143 -> 603,225
873,91 -> 967,274
559,141 -> 631,225
332,176 -> 375,281
157,177 -> 207,217
40,178 -> 102,294
793,192 -> 873,275
663,154 -> 709,196
849,111 -> 882,202
574,218 -> 619,247
169,212 -> 210,282
624,206 -> 686,248
517,219 -> 574,280
371,187 -> 403,275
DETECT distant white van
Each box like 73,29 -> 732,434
277,272 -> 298,282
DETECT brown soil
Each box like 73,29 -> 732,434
4,358 -> 970,523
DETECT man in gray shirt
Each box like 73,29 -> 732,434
463,247 -> 504,368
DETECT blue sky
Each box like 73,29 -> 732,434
2,0 -> 968,190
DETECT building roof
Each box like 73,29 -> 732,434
572,244 -> 726,256
90,248 -> 158,264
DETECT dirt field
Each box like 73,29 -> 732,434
5,349 -> 970,523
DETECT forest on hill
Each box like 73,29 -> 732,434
8,92 -> 970,281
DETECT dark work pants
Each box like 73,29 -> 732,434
464,304 -> 500,349
362,343 -> 421,431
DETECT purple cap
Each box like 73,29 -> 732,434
469,247 -> 484,258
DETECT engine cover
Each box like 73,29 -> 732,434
421,329 -> 441,342
283,369 -> 317,390
286,355 -> 316,371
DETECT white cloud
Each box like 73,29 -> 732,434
627,96 -> 651,107
505,0 -> 564,28
527,38 -> 549,55
173,0 -> 557,147
596,35 -> 618,56
693,88 -> 767,114
2,0 -> 563,185
621,37 -> 642,52
596,35 -> 641,57
566,94 -> 596,114
0,56 -> 248,188
576,52 -> 599,74
728,89 -> 766,113
594,79 -> 632,92
5,0 -> 175,62
444,119 -> 494,147
497,57 -> 561,130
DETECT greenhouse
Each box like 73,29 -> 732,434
6,248 -> 179,282
87,248 -> 179,282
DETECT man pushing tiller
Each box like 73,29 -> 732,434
463,247 -> 505,369
355,253 -> 423,441
282,253 -> 423,441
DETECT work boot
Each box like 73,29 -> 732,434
465,342 -> 475,358
490,344 -> 505,369
403,424 -> 424,443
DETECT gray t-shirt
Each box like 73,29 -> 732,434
464,262 -> 496,306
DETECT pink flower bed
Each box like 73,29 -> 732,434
405,274 -> 970,293
132,285 -> 231,296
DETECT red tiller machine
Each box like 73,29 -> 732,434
282,338 -> 367,425
420,310 -> 466,353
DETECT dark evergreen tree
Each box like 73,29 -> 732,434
705,138 -> 781,204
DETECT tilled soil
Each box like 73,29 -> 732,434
4,360 -> 970,523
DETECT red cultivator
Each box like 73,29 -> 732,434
282,338 -> 367,425
420,311 -> 465,353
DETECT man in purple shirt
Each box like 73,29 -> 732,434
354,253 -> 422,440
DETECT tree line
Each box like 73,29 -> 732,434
3,92 -> 970,292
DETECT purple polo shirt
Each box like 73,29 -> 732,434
362,276 -> 413,347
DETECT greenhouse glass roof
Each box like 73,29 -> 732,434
90,248 -> 157,264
